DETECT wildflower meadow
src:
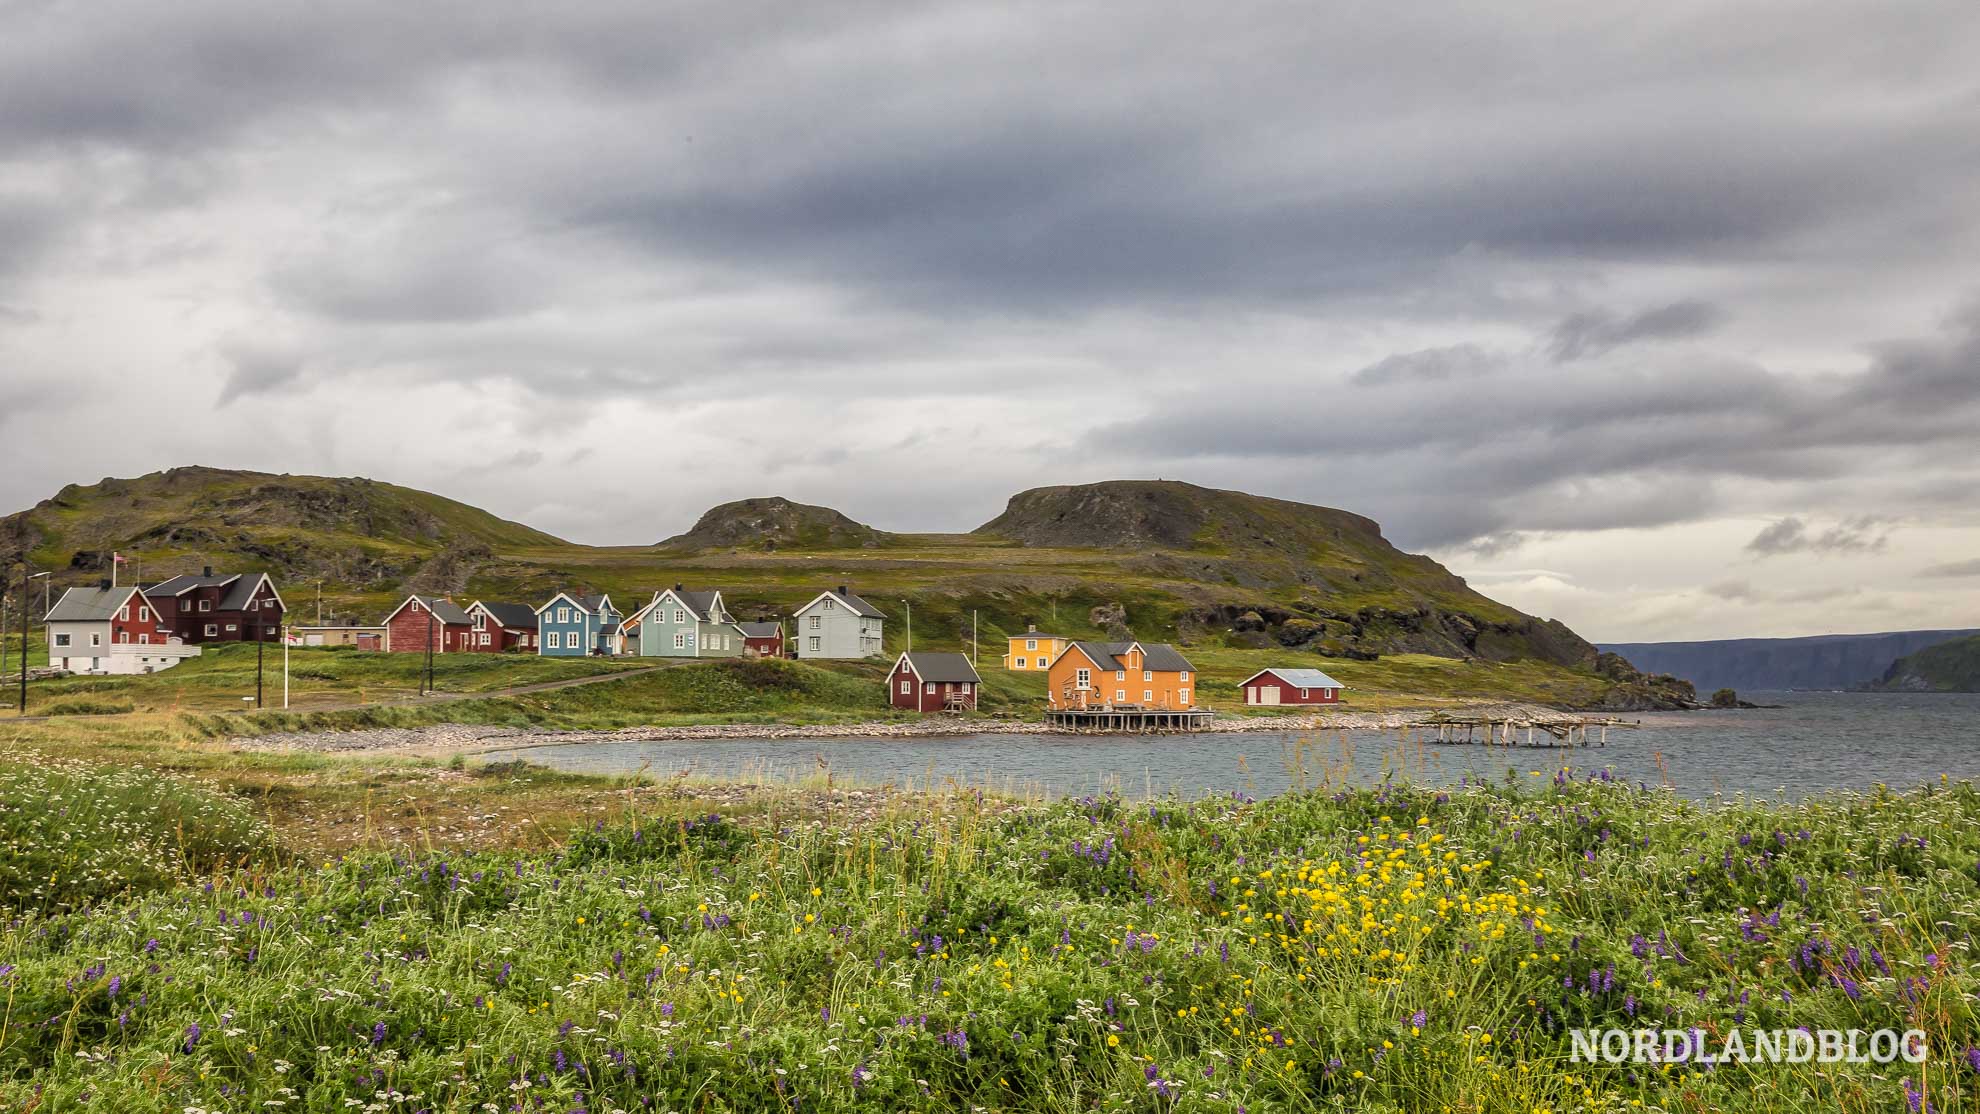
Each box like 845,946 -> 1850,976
4,759 -> 1979,1112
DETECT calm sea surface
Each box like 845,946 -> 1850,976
480,691 -> 1980,802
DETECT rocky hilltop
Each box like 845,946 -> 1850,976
660,496 -> 885,551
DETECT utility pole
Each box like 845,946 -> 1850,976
901,600 -> 911,653
1,584 -> 9,680
255,622 -> 265,708
425,604 -> 435,694
316,580 -> 323,626
972,609 -> 978,666
282,622 -> 290,710
16,564 -> 29,714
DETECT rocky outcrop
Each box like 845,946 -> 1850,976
1864,634 -> 1980,692
661,497 -> 885,551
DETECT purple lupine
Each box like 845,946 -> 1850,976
372,1021 -> 387,1045
184,1022 -> 201,1053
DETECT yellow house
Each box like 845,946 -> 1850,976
1002,625 -> 1070,671
1046,641 -> 1197,710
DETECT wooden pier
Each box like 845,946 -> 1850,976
1044,708 -> 1217,733
1404,711 -> 1637,748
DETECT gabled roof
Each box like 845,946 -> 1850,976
1008,631 -> 1068,641
219,573 -> 284,612
45,586 -> 146,623
795,587 -> 886,619
1061,640 -> 1197,674
468,601 -> 539,630
535,591 -> 612,618
1241,667 -> 1345,690
736,621 -> 782,639
144,573 -> 239,597
382,594 -> 474,626
896,651 -> 982,684
653,587 -> 724,622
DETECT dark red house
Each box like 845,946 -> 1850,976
1238,667 -> 1345,706
463,600 -> 539,652
382,595 -> 476,653
737,621 -> 785,658
889,652 -> 982,713
142,568 -> 286,643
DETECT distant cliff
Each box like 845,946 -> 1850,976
1600,629 -> 1980,692
1866,635 -> 1980,692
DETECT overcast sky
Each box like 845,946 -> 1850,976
3,1 -> 1978,642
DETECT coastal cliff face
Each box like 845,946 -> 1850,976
1601,629 -> 1980,692
1867,635 -> 1980,692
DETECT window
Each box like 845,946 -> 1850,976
557,607 -> 571,623
198,599 -> 211,612
823,599 -> 835,610
90,632 -> 102,647
1179,671 -> 1191,682
1025,639 -> 1037,651
1115,670 -> 1125,681
54,633 -> 70,647
264,600 -> 277,610
900,678 -> 911,694
480,633 -> 491,646
673,609 -> 686,624
549,631 -> 563,649
118,605 -> 130,621
1014,657 -> 1026,669
139,634 -> 149,645
808,615 -> 821,630
138,606 -> 149,621
924,682 -> 934,694
673,633 -> 686,649
1075,667 -> 1090,688
225,624 -> 237,632
1300,688 -> 1309,698
1143,670 -> 1152,682
204,624 -> 218,637
808,636 -> 821,652
473,613 -> 486,630
1114,689 -> 1126,701
1179,689 -> 1190,704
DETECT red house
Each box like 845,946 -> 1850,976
143,568 -> 285,643
888,652 -> 982,713
382,595 -> 476,653
1238,667 -> 1345,706
463,600 -> 540,652
737,621 -> 785,658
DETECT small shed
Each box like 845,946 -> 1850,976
736,621 -> 785,658
889,652 -> 982,713
1238,667 -> 1345,706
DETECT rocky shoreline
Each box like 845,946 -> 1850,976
241,703 -> 1621,757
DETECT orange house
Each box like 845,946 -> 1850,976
1002,625 -> 1070,671
1046,641 -> 1198,710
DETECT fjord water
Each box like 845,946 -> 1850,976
481,690 -> 1980,801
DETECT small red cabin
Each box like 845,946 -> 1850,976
889,652 -> 982,713
1239,667 -> 1345,706
737,621 -> 785,658
463,601 -> 540,652
382,595 -> 476,653
142,569 -> 285,643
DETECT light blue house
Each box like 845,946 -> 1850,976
534,592 -> 622,657
624,584 -> 745,659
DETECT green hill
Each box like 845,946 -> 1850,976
1866,634 -> 1980,692
1,469 -> 1692,708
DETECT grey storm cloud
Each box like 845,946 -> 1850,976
1548,300 -> 1725,362
1921,558 -> 1980,578
1744,516 -> 1894,557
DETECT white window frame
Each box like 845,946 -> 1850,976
54,633 -> 70,647
1300,687 -> 1309,699
900,678 -> 912,694
673,609 -> 686,624
1180,671 -> 1191,682
1075,667 -> 1091,688
138,634 -> 149,645
1025,639 -> 1037,651
1179,689 -> 1190,704
808,636 -> 821,652
673,633 -> 686,649
1114,689 -> 1126,701
1144,689 -> 1153,701
138,606 -> 149,622
118,605 -> 130,621
1115,670 -> 1126,681
204,624 -> 218,637
479,632 -> 491,646
198,600 -> 212,612
225,624 -> 237,632
808,615 -> 821,630
90,632 -> 102,647
557,607 -> 571,623
1014,657 -> 1026,669
1143,670 -> 1152,682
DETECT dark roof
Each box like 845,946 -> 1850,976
1065,641 -> 1196,673
578,594 -> 613,614
144,573 -> 238,597
218,573 -> 275,611
900,652 -> 981,684
656,588 -> 722,621
801,588 -> 885,619
736,621 -> 782,639
1009,631 -> 1067,641
537,591 -> 611,616
405,595 -> 474,625
474,601 -> 539,630
45,586 -> 143,623
599,621 -> 622,637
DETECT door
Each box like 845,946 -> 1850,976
1258,685 -> 1280,706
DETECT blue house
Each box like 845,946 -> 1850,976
534,592 -> 622,657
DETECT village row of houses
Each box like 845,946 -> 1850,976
39,571 -> 1348,715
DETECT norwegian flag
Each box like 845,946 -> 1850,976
113,552 -> 128,565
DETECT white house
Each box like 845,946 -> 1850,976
45,584 -> 201,675
791,586 -> 886,658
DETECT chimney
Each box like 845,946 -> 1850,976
673,582 -> 684,592
202,566 -> 214,577
99,577 -> 112,590
837,585 -> 848,595
1027,623 -> 1037,633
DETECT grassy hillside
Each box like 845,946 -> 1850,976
1866,633 -> 1980,692
1,468 -> 1687,708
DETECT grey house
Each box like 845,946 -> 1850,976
629,585 -> 744,658
791,586 -> 886,659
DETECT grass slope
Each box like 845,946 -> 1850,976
1869,633 -> 1980,692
